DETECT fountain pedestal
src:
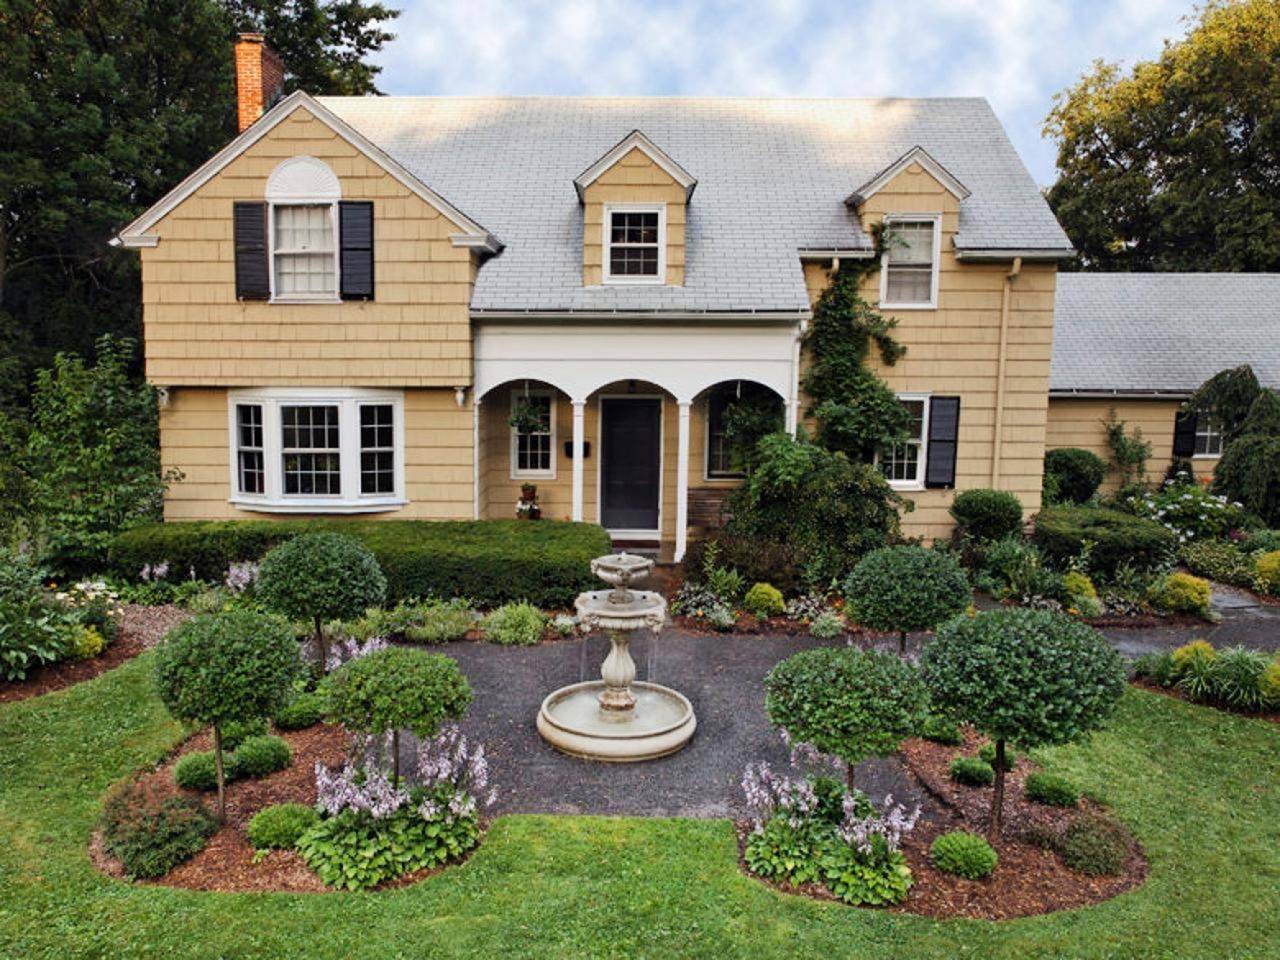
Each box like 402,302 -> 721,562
536,553 -> 697,762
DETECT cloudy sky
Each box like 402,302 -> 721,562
372,0 -> 1198,186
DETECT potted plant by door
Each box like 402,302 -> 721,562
516,482 -> 542,520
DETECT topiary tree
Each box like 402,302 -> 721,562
321,647 -> 472,787
1214,390 -> 1280,526
154,610 -> 300,820
949,489 -> 1024,541
764,646 -> 928,788
1043,448 -> 1107,504
921,608 -> 1125,837
843,545 -> 970,653
256,532 -> 387,668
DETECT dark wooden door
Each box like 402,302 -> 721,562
600,398 -> 662,531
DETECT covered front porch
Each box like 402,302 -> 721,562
471,320 -> 802,560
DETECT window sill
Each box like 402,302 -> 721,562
511,471 -> 556,482
1191,454 -> 1221,461
601,276 -> 666,286
269,296 -> 342,305
887,481 -> 926,492
229,496 -> 407,514
879,302 -> 937,311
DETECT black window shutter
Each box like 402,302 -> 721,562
925,396 -> 960,489
1172,411 -> 1198,457
339,201 -> 375,300
233,202 -> 269,300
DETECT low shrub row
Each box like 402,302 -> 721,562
1033,506 -> 1176,578
110,519 -> 611,608
1131,640 -> 1280,712
173,734 -> 293,791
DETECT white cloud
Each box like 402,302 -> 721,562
373,0 -> 1197,184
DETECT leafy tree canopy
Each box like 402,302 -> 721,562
1045,0 -> 1280,272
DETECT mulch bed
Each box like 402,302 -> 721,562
738,727 -> 1147,920
91,722 -> 483,893
1132,679 -> 1280,724
0,604 -> 189,705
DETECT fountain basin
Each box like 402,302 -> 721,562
537,681 -> 696,762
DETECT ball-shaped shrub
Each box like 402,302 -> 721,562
978,742 -> 1017,770
1043,448 -> 1107,504
322,647 -> 472,785
1024,772 -> 1079,807
922,608 -> 1126,835
764,646 -> 928,783
174,750 -> 240,791
1171,639 -> 1215,675
247,803 -> 319,852
273,690 -> 326,730
1256,551 -> 1280,595
949,756 -> 994,786
233,735 -> 292,778
920,715 -> 963,746
843,546 -> 970,652
257,532 -> 387,637
220,717 -> 269,752
481,601 -> 546,646
1060,814 -> 1129,875
154,611 -> 300,818
949,489 -> 1024,541
930,830 -> 998,879
1149,572 -> 1211,616
743,582 -> 785,619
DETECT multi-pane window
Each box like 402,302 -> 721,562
706,390 -> 738,478
360,404 -> 395,494
512,393 -> 554,477
606,209 -> 662,280
272,204 -> 336,298
882,219 -> 937,307
881,398 -> 928,486
704,383 -> 783,479
236,404 -> 265,495
281,405 -> 341,495
1194,418 -> 1223,457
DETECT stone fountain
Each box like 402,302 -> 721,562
536,553 -> 696,762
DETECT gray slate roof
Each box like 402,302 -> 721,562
317,96 -> 1071,315
1052,273 -> 1280,394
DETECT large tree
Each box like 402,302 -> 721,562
0,0 -> 398,389
1044,0 -> 1280,272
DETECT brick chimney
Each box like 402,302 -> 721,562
234,33 -> 285,133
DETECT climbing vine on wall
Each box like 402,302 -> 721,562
801,239 -> 912,463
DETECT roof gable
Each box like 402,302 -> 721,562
573,130 -> 697,203
113,91 -> 498,251
846,145 -> 971,207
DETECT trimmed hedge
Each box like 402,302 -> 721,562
1043,448 -> 1107,504
1032,506 -> 1176,577
110,520 -> 611,608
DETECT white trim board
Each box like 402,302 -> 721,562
846,145 -> 970,207
574,129 -> 697,203
113,90 -> 499,251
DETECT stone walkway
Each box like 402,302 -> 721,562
413,599 -> 1277,821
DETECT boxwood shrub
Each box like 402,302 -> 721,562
949,489 -> 1024,541
1033,506 -> 1176,577
110,519 -> 611,608
1024,772 -> 1079,807
930,830 -> 998,879
1043,448 -> 1107,504
247,803 -> 319,852
949,756 -> 995,786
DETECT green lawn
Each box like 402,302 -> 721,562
0,655 -> 1277,960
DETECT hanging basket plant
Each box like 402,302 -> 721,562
508,401 -> 546,434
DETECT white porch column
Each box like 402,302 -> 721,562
675,401 -> 691,563
471,397 -> 482,520
571,399 -> 586,523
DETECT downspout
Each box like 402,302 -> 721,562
991,256 -> 1021,487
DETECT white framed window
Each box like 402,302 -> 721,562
705,389 -> 741,479
880,394 -> 930,489
1194,418 -> 1223,457
271,204 -> 339,301
602,203 -> 665,284
510,391 -> 556,479
879,215 -> 941,309
228,388 -> 405,512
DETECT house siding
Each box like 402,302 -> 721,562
140,108 -> 477,388
799,163 -> 1056,541
582,147 -> 686,287
1045,397 -> 1218,491
160,386 -> 473,520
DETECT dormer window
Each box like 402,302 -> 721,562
880,215 -> 940,309
604,204 -> 665,284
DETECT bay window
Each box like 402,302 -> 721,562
229,389 -> 404,511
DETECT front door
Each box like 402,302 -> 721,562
600,397 -> 662,532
